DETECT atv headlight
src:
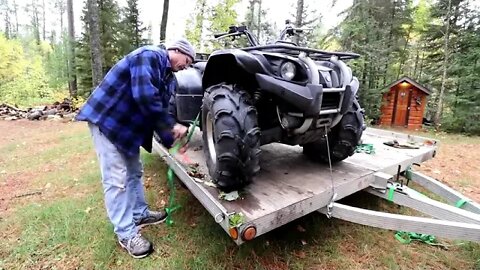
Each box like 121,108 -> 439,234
280,62 -> 296,80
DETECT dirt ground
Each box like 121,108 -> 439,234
417,140 -> 480,203
1,120 -> 479,211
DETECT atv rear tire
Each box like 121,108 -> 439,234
303,99 -> 364,163
202,84 -> 261,192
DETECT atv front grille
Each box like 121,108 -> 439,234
321,91 -> 341,111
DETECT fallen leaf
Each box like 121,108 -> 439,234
193,177 -> 204,183
301,240 -> 307,246
44,183 -> 52,189
203,181 -> 217,188
219,191 -> 240,201
84,207 -> 93,214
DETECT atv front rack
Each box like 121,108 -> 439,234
243,44 -> 360,60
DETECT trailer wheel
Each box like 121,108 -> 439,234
303,99 -> 365,163
202,84 -> 261,192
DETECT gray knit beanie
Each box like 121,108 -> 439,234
167,38 -> 196,61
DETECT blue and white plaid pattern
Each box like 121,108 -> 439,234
76,46 -> 177,157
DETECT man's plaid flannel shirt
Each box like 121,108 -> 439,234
76,45 -> 177,157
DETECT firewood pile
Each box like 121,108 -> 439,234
0,99 -> 77,121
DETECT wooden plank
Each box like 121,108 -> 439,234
318,203 -> 480,242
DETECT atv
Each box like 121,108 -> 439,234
167,22 -> 365,192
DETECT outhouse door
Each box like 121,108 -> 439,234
392,87 -> 411,127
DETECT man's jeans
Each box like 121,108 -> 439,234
88,123 -> 149,240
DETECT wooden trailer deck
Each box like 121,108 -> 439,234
152,127 -> 439,244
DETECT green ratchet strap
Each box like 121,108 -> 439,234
394,182 -> 471,246
165,113 -> 200,226
387,185 -> 395,202
395,231 -> 437,245
355,143 -> 375,154
455,198 -> 469,208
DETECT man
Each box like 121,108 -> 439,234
75,38 -> 196,259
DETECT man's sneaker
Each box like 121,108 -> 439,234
118,233 -> 153,259
135,210 -> 168,228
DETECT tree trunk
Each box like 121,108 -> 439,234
67,0 -> 77,97
58,0 -> 64,32
3,0 -> 10,39
42,0 -> 45,40
247,0 -> 255,30
413,43 -> 420,79
418,51 -> 425,81
397,25 -> 412,79
257,0 -> 261,41
88,0 -> 103,87
293,0 -> 303,45
197,0 -> 207,51
434,0 -> 452,127
30,0 -> 40,44
12,0 -> 18,36
160,0 -> 169,42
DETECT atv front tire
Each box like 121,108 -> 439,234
303,99 -> 364,163
202,84 -> 261,192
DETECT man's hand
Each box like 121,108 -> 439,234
171,123 -> 188,140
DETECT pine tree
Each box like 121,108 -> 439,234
118,0 -> 148,56
76,1 -> 92,94
98,0 -> 121,72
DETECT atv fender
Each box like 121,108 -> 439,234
202,49 -> 272,89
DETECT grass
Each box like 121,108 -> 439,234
0,121 -> 479,270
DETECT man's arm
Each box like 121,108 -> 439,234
129,50 -> 175,131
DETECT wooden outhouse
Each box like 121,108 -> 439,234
379,76 -> 431,130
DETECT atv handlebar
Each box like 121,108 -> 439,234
214,32 -> 229,39
212,24 -> 360,60
213,25 -> 260,46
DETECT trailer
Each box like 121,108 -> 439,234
152,127 -> 480,245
